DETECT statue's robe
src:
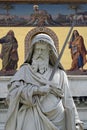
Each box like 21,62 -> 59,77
5,63 -> 81,130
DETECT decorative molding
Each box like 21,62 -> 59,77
73,97 -> 87,106
0,0 -> 87,3
25,27 -> 59,59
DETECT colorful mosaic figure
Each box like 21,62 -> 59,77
0,30 -> 19,72
68,30 -> 87,71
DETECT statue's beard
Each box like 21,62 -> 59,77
31,53 -> 49,74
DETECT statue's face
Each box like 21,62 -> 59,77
31,42 -> 49,74
34,42 -> 48,59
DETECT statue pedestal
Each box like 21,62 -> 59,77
0,109 -> 7,130
0,75 -> 87,130
0,76 -> 10,99
68,75 -> 87,96
68,75 -> 87,130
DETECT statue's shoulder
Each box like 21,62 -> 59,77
56,68 -> 67,78
18,63 -> 31,73
10,63 -> 31,83
20,63 -> 30,68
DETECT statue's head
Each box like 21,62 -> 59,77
31,33 -> 57,52
31,40 -> 50,74
25,33 -> 63,72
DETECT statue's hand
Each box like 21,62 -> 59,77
36,85 -> 50,96
33,85 -> 50,96
76,123 -> 84,130
76,124 -> 80,130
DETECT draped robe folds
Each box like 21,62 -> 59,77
5,63 -> 81,130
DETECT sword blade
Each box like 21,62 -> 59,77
49,24 -> 74,81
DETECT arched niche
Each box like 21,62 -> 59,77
24,27 -> 59,59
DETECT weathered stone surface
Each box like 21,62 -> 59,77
0,75 -> 87,130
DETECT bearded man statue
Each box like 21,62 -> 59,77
5,33 -> 83,130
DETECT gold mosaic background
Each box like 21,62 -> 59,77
0,27 -> 87,70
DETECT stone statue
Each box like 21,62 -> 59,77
5,33 -> 83,130
0,30 -> 19,72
